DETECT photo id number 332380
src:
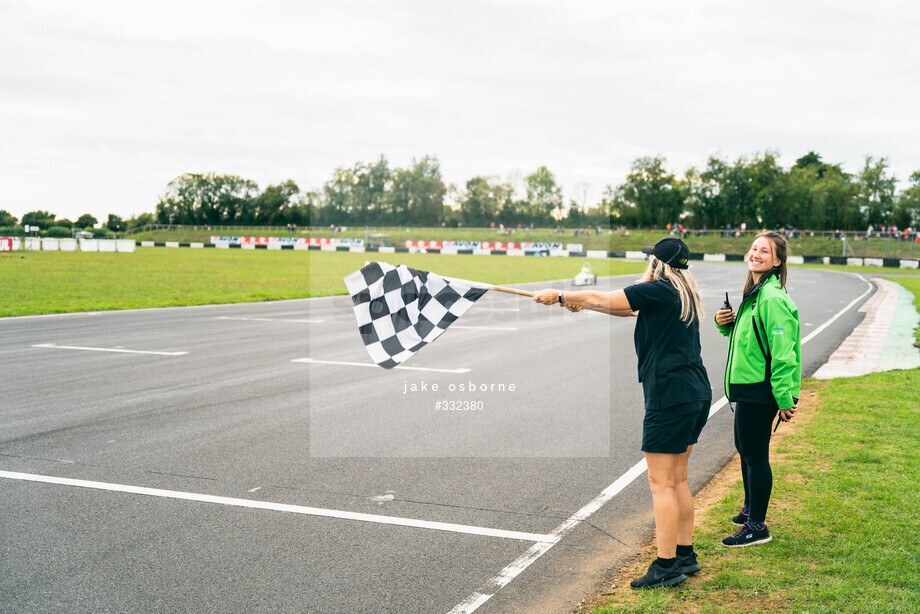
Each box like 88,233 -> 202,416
435,400 -> 484,411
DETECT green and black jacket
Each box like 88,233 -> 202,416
715,273 -> 802,410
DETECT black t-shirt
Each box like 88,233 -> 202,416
622,279 -> 712,410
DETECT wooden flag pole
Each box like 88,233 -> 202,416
490,285 -> 534,297
439,274 -> 535,298
489,285 -> 619,316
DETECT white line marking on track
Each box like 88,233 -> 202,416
447,272 -> 877,613
447,459 -> 649,614
31,343 -> 188,356
0,470 -> 553,543
802,274 -> 873,344
707,396 -> 729,418
0,300 -> 315,320
293,358 -> 471,374
2,311 -> 104,320
451,593 -> 492,613
216,316 -> 324,323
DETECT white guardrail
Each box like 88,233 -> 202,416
0,238 -> 136,253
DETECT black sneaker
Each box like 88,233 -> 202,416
630,559 -> 688,589
677,551 -> 701,575
731,507 -> 749,527
721,522 -> 772,548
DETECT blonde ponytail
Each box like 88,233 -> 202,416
641,258 -> 704,326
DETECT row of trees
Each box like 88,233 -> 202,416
146,158 -> 593,229
607,152 -> 919,231
155,176 -> 305,227
0,210 -> 136,237
158,152 -> 918,230
3,151 -> 919,235
314,157 -> 581,228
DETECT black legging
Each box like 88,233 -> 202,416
733,401 -> 778,524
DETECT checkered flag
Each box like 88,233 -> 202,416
344,262 -> 489,368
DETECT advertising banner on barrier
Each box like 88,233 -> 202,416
406,240 -> 571,252
306,237 -> 364,247
443,240 -> 480,249
0,237 -> 14,251
406,240 -> 442,249
239,236 -> 271,246
210,236 -> 347,247
267,237 -> 302,246
331,237 -> 364,247
522,242 -> 563,252
480,241 -> 521,251
405,240 -> 484,250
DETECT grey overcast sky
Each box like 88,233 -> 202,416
2,0 -> 919,223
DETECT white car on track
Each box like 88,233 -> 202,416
572,262 -> 597,286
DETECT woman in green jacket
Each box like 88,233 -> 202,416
714,230 -> 802,547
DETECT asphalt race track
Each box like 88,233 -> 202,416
0,262 -> 873,613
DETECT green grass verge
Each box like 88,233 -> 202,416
793,263 -> 920,275
592,368 -> 920,614
0,249 -> 648,317
886,276 -> 920,345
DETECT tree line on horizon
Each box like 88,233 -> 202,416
2,151 -> 919,236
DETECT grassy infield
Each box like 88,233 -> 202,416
2,248 -> 919,613
0,249 -> 647,316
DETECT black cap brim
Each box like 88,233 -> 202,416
640,246 -> 655,255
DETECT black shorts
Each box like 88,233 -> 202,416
642,400 -> 710,454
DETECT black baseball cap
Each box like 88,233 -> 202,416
641,236 -> 690,269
